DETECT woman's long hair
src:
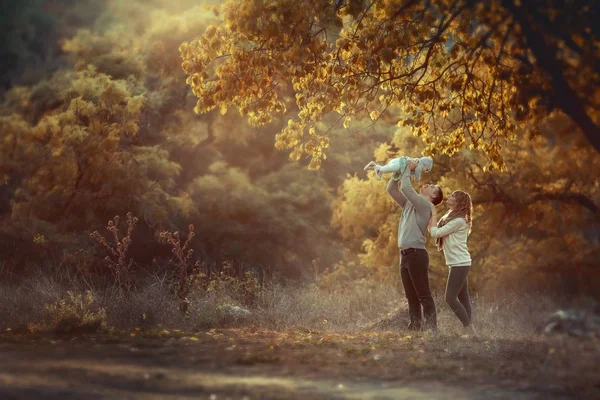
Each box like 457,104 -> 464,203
435,190 -> 473,250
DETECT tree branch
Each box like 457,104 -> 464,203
529,192 -> 600,216
502,0 -> 600,154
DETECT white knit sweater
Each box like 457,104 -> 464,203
428,217 -> 472,267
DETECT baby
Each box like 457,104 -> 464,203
364,156 -> 433,182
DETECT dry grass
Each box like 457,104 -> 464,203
1,272 -> 598,397
0,270 -> 568,338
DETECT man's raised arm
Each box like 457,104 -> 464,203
387,176 -> 407,207
399,166 -> 430,212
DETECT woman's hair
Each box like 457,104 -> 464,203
435,190 -> 473,249
443,190 -> 473,228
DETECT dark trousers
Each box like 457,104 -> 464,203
445,266 -> 472,327
400,248 -> 437,330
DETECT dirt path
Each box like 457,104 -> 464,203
0,360 -> 542,400
0,329 -> 591,399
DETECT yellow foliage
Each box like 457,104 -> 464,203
31,291 -> 107,334
180,0 -> 599,170
0,66 -> 183,231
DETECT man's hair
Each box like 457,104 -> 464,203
432,185 -> 443,206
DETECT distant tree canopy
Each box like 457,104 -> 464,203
0,0 -> 106,93
181,0 -> 600,170
0,1 -> 346,278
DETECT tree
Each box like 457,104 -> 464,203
0,66 -> 180,233
0,0 -> 345,278
180,0 -> 600,170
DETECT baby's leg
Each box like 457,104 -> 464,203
378,157 -> 404,174
363,161 -> 377,171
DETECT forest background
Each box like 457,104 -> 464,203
0,0 -> 599,325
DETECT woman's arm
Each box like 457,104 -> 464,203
428,218 -> 466,238
428,204 -> 438,230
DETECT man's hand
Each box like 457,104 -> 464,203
407,160 -> 418,171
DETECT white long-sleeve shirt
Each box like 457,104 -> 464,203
428,217 -> 472,267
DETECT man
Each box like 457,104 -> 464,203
386,160 -> 443,330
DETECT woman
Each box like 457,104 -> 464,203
428,190 -> 474,330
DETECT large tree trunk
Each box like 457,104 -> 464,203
502,0 -> 600,154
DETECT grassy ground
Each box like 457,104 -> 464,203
0,273 -> 599,398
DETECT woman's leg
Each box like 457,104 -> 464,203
458,274 -> 471,323
445,266 -> 471,327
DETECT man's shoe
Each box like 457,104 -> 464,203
407,322 -> 422,331
464,324 -> 479,336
